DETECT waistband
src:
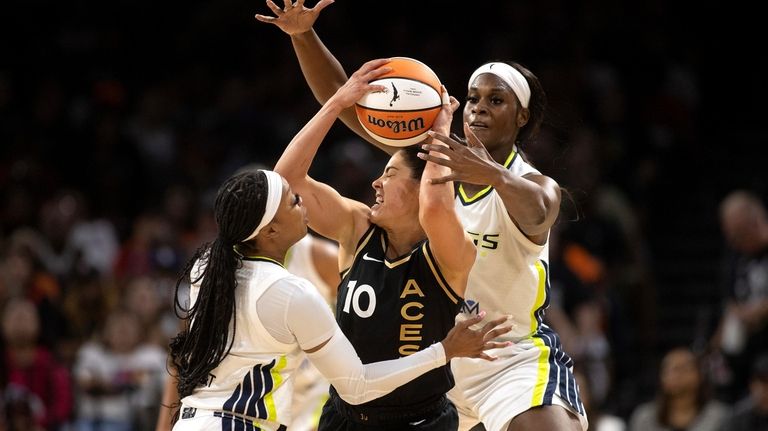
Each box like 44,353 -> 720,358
178,405 -> 287,431
329,392 -> 449,426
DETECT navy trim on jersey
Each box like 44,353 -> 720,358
532,260 -> 551,329
218,360 -> 279,427
532,326 -> 585,416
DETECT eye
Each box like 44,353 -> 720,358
466,95 -> 478,104
491,96 -> 504,105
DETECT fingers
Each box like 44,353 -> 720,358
416,152 -> 454,169
313,0 -> 335,12
282,0 -> 294,10
426,174 -> 457,185
440,85 -> 450,105
425,131 -> 462,150
476,352 -> 498,362
484,325 -> 513,341
454,310 -> 486,329
254,14 -> 277,22
463,122 -> 485,148
449,96 -> 460,111
265,0 -> 283,16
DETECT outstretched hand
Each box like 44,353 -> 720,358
420,122 -> 502,186
328,58 -> 391,110
441,311 -> 513,361
255,0 -> 334,35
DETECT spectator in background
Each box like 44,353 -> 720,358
628,347 -> 728,431
73,308 -> 167,431
711,190 -> 768,402
720,352 -> 768,431
1,297 -> 72,430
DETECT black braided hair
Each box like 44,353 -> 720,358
169,170 -> 269,399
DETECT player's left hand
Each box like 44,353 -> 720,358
255,0 -> 334,36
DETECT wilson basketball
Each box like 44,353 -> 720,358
355,57 -> 442,147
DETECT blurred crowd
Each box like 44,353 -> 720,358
1,1 -> 766,430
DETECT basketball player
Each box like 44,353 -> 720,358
155,232 -> 340,431
256,2 -> 588,430
272,56 -> 486,429
168,168 -> 511,431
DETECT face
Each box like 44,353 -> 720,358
660,349 -> 700,396
463,73 -> 528,152
370,151 -> 420,227
269,177 -> 308,246
721,202 -> 767,254
1,299 -> 40,344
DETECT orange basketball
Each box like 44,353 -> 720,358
355,57 -> 442,147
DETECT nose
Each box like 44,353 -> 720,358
372,176 -> 382,190
471,100 -> 488,115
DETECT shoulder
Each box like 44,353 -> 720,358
629,401 -> 658,424
701,399 -> 731,419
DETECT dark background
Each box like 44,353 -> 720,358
1,0 -> 766,426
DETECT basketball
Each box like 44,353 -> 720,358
355,57 -> 442,147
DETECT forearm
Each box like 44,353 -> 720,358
493,170 -> 559,235
307,328 -> 446,405
290,30 -> 396,155
291,29 -> 348,104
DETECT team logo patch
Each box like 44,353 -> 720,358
460,299 -> 480,315
181,407 -> 196,419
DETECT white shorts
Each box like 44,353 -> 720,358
448,326 -> 588,431
171,405 -> 287,431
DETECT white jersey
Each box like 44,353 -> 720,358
449,150 -> 588,430
455,150 -> 549,341
285,234 -> 334,306
180,259 -> 308,430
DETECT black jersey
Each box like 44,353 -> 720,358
331,224 -> 463,409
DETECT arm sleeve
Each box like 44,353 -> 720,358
274,277 -> 447,405
306,327 -> 446,405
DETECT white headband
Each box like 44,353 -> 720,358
243,170 -> 283,242
468,62 -> 531,108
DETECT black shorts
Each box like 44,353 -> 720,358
317,394 -> 458,431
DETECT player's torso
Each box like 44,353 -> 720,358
454,153 -> 551,340
335,225 -> 461,405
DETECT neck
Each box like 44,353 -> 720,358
488,140 -> 517,166
236,243 -> 288,265
381,223 -> 425,259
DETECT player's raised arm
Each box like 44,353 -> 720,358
255,0 -> 398,155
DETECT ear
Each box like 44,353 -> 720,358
264,222 -> 280,239
517,107 -> 530,128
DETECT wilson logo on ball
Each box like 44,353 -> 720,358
361,115 -> 426,134
355,57 -> 442,147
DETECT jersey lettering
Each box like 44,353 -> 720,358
399,279 -> 426,355
467,232 -> 500,250
342,280 -> 377,318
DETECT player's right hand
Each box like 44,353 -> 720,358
441,311 -> 513,361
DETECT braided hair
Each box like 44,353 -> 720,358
169,170 -> 269,399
